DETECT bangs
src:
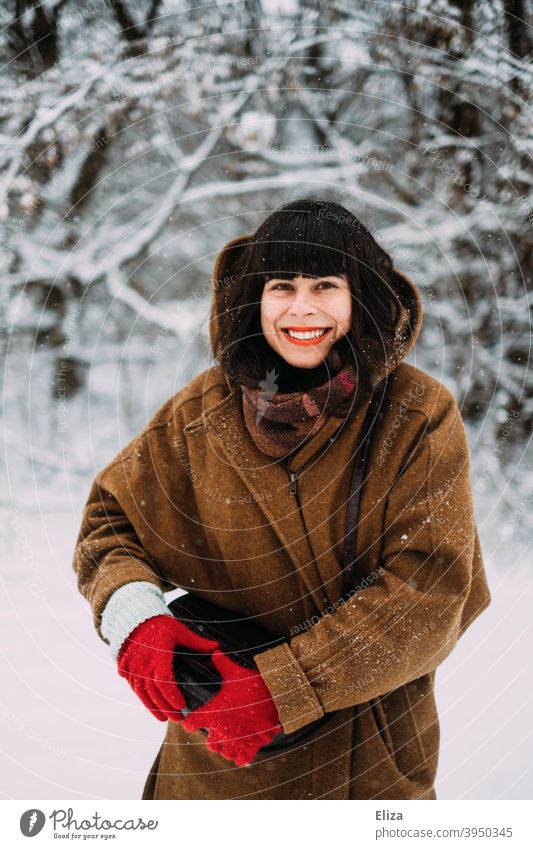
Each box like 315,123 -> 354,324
249,207 -> 350,284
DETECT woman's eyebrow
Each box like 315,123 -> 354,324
268,275 -> 344,282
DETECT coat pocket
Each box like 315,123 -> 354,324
369,697 -> 396,759
378,682 -> 430,779
356,699 -> 423,799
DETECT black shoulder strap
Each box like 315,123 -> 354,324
341,378 -> 388,598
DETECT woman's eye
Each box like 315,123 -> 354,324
269,281 -> 337,291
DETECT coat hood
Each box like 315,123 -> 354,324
208,233 -> 423,384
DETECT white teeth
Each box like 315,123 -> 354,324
286,328 -> 329,340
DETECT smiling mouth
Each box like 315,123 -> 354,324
280,326 -> 333,346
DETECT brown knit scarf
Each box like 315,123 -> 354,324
240,365 -> 358,458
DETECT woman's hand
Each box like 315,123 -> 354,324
182,648 -> 283,766
117,614 -> 219,722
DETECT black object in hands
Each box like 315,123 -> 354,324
169,593 -> 326,751
172,646 -> 223,712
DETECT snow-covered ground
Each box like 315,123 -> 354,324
0,496 -> 530,800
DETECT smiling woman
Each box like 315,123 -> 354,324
73,195 -> 491,800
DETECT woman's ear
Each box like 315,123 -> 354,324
209,234 -> 254,363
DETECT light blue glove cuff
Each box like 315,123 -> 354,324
100,580 -> 173,661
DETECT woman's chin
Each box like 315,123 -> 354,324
278,351 -> 325,369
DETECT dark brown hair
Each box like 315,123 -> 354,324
210,197 -> 408,407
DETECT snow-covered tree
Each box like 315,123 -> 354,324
0,0 -> 531,531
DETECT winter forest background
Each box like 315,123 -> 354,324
1,0 -> 532,800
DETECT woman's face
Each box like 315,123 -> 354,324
260,274 -> 352,368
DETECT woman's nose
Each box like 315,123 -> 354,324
288,293 -> 317,317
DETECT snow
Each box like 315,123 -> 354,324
0,511 -> 166,799
262,0 -> 299,16
226,111 -> 277,149
436,540 -> 533,800
0,497 -> 530,799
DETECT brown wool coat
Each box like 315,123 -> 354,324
72,265 -> 491,800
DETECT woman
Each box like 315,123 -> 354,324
73,198 -> 491,800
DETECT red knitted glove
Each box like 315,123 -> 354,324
117,615 -> 219,723
182,648 -> 283,766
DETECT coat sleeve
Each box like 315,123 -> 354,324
252,397 -> 491,735
72,469 -> 176,644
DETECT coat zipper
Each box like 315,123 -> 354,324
286,432 -> 340,498
288,470 -> 298,497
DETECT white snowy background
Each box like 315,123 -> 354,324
0,0 -> 532,799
